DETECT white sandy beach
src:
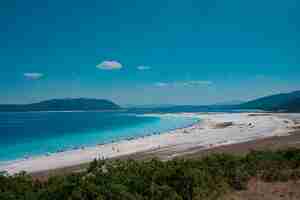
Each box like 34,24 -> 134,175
1,112 -> 299,174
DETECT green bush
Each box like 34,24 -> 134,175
0,149 -> 300,199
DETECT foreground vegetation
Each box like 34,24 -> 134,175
1,149 -> 300,200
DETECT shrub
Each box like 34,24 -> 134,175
0,149 -> 300,199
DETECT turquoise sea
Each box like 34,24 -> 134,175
0,112 -> 198,163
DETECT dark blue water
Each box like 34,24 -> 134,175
0,112 -> 198,162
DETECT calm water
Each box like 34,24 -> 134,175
0,112 -> 198,162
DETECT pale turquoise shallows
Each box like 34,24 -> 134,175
0,112 -> 198,163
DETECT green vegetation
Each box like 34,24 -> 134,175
1,149 -> 300,200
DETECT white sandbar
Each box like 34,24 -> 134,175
0,112 -> 298,174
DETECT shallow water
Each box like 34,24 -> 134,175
0,112 -> 198,162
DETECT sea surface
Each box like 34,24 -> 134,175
0,111 -> 198,163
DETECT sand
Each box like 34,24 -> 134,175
1,112 -> 299,174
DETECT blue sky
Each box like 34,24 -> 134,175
0,0 -> 299,105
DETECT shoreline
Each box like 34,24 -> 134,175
0,113 -> 200,170
1,112 -> 299,174
30,129 -> 300,180
0,113 -> 200,166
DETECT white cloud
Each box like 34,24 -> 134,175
24,73 -> 44,80
137,65 -> 151,70
154,82 -> 168,87
185,80 -> 213,86
96,60 -> 122,70
154,80 -> 212,87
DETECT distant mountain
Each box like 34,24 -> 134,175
127,104 -> 235,114
124,104 -> 177,109
0,98 -> 121,112
214,100 -> 245,106
238,90 -> 300,112
279,98 -> 300,112
128,91 -> 300,113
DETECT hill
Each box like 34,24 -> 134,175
0,98 -> 121,112
279,98 -> 300,112
127,91 -> 300,113
214,100 -> 245,106
238,90 -> 300,111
